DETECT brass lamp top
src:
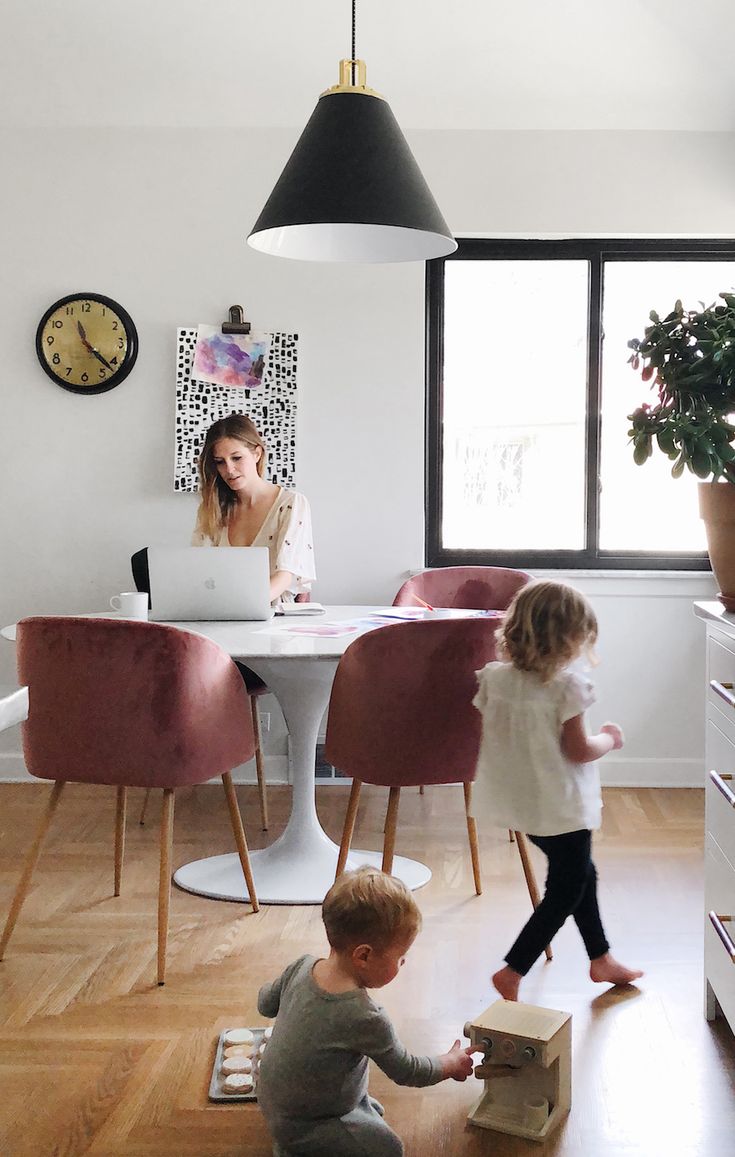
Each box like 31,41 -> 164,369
321,59 -> 385,100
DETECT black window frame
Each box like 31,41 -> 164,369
426,237 -> 735,571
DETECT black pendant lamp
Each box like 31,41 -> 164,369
247,2 -> 457,263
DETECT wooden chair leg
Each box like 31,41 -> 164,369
508,829 -> 515,842
463,782 -> 482,896
251,698 -> 269,831
514,831 -> 553,962
335,778 -> 362,880
221,771 -> 259,912
139,787 -> 151,826
114,785 -> 127,897
157,788 -> 175,986
0,781 -> 65,960
382,786 -> 401,875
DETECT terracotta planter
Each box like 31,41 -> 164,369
698,481 -> 735,610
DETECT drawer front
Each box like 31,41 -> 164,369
706,716 -> 735,870
705,834 -> 735,1032
707,632 -> 735,726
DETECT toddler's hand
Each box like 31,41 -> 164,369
440,1039 -> 479,1082
600,722 -> 624,750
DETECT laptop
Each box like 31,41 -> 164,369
147,547 -> 274,621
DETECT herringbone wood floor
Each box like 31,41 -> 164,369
0,784 -> 733,1157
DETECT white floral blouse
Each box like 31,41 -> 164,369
191,488 -> 316,602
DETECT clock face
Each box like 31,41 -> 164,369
36,293 -> 138,394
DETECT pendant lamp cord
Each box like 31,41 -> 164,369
351,0 -> 356,85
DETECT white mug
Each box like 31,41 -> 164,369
110,591 -> 149,621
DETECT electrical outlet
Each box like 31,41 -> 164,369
260,712 -> 271,732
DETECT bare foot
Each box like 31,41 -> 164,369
589,953 -> 643,987
492,966 -> 522,1001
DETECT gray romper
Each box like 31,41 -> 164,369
257,954 -> 443,1156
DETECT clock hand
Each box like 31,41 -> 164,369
90,348 -> 115,372
76,319 -> 114,371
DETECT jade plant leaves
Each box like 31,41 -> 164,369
628,291 -> 735,483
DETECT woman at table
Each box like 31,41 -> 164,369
192,414 -> 315,604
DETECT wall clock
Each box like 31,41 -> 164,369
35,293 -> 138,394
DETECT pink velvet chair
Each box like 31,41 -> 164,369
394,566 -> 534,816
325,617 -> 499,893
0,616 -> 259,985
325,618 -> 549,946
393,566 -> 533,611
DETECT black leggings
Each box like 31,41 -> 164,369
505,829 -> 610,976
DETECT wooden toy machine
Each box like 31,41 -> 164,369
463,1000 -> 572,1142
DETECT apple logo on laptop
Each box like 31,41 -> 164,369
204,578 -> 216,590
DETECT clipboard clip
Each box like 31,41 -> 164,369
221,305 -> 251,335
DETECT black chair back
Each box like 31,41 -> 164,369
130,547 -> 151,609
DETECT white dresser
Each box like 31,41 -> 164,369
694,602 -> 735,1035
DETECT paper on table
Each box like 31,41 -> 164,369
368,607 -> 429,621
285,624 -> 359,637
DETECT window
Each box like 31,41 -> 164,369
426,239 -> 735,569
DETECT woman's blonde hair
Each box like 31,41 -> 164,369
322,867 -> 422,951
194,414 -> 266,544
497,580 -> 598,682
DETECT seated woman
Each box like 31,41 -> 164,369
191,414 -> 315,604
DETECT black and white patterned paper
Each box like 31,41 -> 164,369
174,327 -> 298,492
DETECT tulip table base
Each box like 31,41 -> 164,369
173,835 -> 432,906
171,639 -> 431,905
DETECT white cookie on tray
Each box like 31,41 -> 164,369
223,1028 -> 254,1047
221,1055 -> 253,1075
223,1045 -> 252,1058
223,1073 -> 254,1095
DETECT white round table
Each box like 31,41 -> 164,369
168,606 -> 435,904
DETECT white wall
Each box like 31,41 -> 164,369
0,127 -> 725,782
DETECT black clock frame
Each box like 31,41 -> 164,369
35,292 -> 139,395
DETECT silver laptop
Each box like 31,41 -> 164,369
147,547 -> 273,621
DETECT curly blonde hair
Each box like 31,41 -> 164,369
497,580 -> 598,683
194,414 -> 267,544
322,868 -> 422,951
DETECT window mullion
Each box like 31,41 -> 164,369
585,252 -> 603,561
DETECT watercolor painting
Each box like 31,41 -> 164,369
192,324 -> 270,389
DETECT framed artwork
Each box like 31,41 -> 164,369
174,327 -> 298,492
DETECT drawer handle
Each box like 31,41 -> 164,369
710,680 -> 735,707
708,911 -> 735,963
709,770 -> 735,808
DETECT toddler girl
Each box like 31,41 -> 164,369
472,579 -> 643,1002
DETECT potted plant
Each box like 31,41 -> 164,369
628,292 -> 735,606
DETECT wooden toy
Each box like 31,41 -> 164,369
463,1000 -> 571,1141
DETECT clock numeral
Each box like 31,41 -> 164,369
110,356 -> 118,366
45,335 -> 54,345
98,368 -> 107,378
111,321 -> 118,330
65,367 -> 72,376
117,339 -> 125,349
81,302 -> 91,313
52,320 -> 63,328
65,306 -> 74,315
80,372 -> 89,383
52,353 -> 61,365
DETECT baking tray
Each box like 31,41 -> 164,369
208,1026 -> 270,1103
